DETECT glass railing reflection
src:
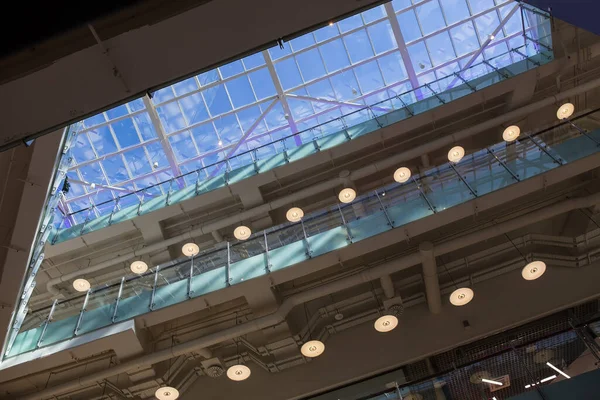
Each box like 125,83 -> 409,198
8,112 -> 600,358
52,44 -> 554,243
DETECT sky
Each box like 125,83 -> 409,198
62,0 -> 548,225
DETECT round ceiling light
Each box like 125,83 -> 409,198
234,226 -> 252,241
130,260 -> 148,274
503,125 -> 521,142
448,146 -> 465,163
226,364 -> 251,381
556,103 -> 575,120
393,167 -> 411,183
449,287 -> 474,306
182,243 -> 199,257
286,207 -> 304,223
73,278 -> 91,292
338,188 -> 356,203
300,340 -> 325,358
374,314 -> 399,333
522,260 -> 546,281
155,386 -> 180,400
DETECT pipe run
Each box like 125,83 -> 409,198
46,75 -> 600,295
24,192 -> 600,400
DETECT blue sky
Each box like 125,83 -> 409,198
63,0 -> 548,225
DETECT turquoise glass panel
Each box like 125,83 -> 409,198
287,142 -> 318,162
80,215 -> 111,235
348,212 -> 391,242
420,165 -> 475,213
41,314 -> 79,346
316,131 -> 349,150
197,175 -> 227,194
455,149 -> 518,197
346,119 -> 380,139
228,164 -> 258,184
257,152 -> 287,173
307,226 -> 349,257
229,253 -> 268,285
139,193 -> 168,215
153,279 -> 189,310
190,267 -> 227,297
7,327 -> 42,356
269,241 -> 309,272
168,185 -> 197,205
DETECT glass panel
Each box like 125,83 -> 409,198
77,278 -> 121,335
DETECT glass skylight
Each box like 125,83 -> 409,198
59,0 -> 550,227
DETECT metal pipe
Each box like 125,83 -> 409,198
45,76 -> 600,295
420,241 -> 442,314
24,192 -> 600,400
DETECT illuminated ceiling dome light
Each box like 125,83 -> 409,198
286,207 -> 304,222
338,188 -> 356,203
393,167 -> 412,183
73,278 -> 91,292
449,287 -> 474,306
182,243 -> 200,257
155,386 -> 179,400
226,364 -> 251,381
130,260 -> 148,274
234,226 -> 252,241
522,260 -> 546,281
374,314 -> 399,333
503,125 -> 521,142
300,340 -> 325,358
448,146 -> 465,163
556,103 -> 575,120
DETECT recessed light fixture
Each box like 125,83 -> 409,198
182,243 -> 200,257
286,207 -> 304,222
338,188 -> 356,203
374,315 -> 398,333
481,378 -> 503,386
73,278 -> 91,292
393,167 -> 411,183
300,340 -> 325,358
155,386 -> 179,400
540,375 -> 557,383
448,146 -> 465,163
556,103 -> 575,120
234,226 -> 252,241
449,287 -> 474,306
503,125 -> 521,142
522,261 -> 546,281
227,364 -> 251,381
546,362 -> 571,379
130,260 -> 148,274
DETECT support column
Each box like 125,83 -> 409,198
420,241 -> 442,314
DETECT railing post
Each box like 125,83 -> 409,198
449,163 -> 478,198
150,266 -> 160,311
226,242 -> 232,286
337,203 -> 353,244
74,289 -> 91,336
36,299 -> 58,349
264,231 -> 271,273
525,133 -> 564,165
187,256 -> 195,299
300,219 -> 312,258
412,176 -> 436,213
374,189 -> 393,227
111,277 -> 125,323
487,147 -> 520,181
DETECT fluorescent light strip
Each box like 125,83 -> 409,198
540,375 -> 557,383
546,362 -> 571,379
481,378 -> 503,386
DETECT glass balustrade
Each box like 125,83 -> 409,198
7,109 -> 600,358
51,45 -> 554,243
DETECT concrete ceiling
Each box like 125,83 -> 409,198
2,7 -> 600,400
